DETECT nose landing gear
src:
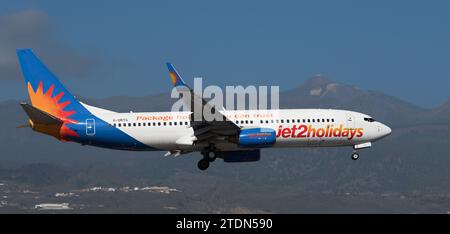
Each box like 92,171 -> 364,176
351,151 -> 360,160
351,142 -> 371,161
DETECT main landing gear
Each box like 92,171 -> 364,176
197,146 -> 217,171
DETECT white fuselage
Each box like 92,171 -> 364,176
92,108 -> 392,152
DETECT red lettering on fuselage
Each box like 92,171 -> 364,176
275,124 -> 364,140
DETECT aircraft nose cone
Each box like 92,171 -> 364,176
381,124 -> 392,137
385,125 -> 392,136
376,122 -> 392,139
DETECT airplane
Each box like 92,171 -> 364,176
16,49 -> 392,171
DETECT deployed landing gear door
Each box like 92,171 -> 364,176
86,119 -> 95,136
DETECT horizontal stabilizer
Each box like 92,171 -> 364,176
20,102 -> 62,126
16,124 -> 30,128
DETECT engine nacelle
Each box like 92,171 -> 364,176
238,128 -> 276,147
220,150 -> 261,163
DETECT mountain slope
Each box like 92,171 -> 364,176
433,99 -> 450,117
281,76 -> 428,126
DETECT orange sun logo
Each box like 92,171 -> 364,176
27,81 -> 79,139
169,72 -> 178,86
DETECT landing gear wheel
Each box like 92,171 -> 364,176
197,158 -> 210,170
351,153 -> 359,160
206,151 -> 217,162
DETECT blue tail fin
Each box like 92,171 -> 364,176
16,49 -> 90,122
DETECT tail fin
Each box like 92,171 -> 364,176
16,49 -> 90,122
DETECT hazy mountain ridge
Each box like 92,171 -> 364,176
433,98 -> 450,117
281,76 -> 439,127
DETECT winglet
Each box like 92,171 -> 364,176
166,63 -> 187,87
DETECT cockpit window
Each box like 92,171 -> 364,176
364,117 -> 375,122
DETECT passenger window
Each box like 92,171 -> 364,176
163,122 -> 167,126
138,123 -> 141,127
245,120 -> 248,124
158,122 -> 161,126
312,119 -> 315,123
118,123 -> 121,127
174,122 -> 177,126
276,120 -> 279,123
266,120 -> 269,124
281,120 -> 284,123
169,122 -> 172,126
185,122 -> 189,126
260,120 -> 263,124
250,120 -> 253,124
179,122 -> 183,125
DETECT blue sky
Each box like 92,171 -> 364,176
1,0 -> 449,108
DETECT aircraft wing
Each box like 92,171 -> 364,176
166,63 -> 241,145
